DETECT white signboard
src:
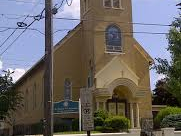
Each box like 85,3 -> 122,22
80,88 -> 94,131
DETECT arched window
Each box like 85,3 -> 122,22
64,78 -> 72,101
25,89 -> 28,111
33,83 -> 37,110
105,25 -> 122,52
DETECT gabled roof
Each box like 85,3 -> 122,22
15,23 -> 82,87
133,38 -> 154,65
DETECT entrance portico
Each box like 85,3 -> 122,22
94,78 -> 141,128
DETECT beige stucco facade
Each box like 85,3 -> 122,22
13,0 -> 153,131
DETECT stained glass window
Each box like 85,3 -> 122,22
106,25 -> 122,52
64,78 -> 72,101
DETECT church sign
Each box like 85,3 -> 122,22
54,101 -> 79,114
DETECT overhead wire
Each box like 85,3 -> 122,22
53,17 -> 172,27
0,14 -> 36,20
1,58 -> 37,63
0,0 -> 71,56
0,20 -> 36,56
0,11 -> 46,57
2,63 -> 33,67
53,28 -> 169,35
65,0 -> 73,6
0,28 -> 10,33
0,0 -> 45,49
0,27 -> 44,35
0,14 -> 172,27
0,13 -> 35,19
3,0 -> 44,5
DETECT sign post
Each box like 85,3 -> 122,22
79,98 -> 82,132
80,88 -> 94,136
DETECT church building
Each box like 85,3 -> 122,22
14,0 -> 154,132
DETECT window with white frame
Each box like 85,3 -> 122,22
104,0 -> 122,9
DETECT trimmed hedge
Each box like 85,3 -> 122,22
94,110 -> 108,120
104,116 -> 130,132
72,118 -> 79,131
161,114 -> 181,130
94,117 -> 104,127
154,107 -> 181,127
54,123 -> 69,132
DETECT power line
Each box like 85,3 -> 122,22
0,27 -> 44,35
0,13 -> 172,27
0,14 -> 35,20
53,28 -> 169,35
3,0 -> 44,5
0,0 -> 45,50
0,20 -> 36,56
65,0 -> 73,6
54,17 -> 172,27
2,63 -> 33,67
0,0 -> 44,47
0,28 -> 10,33
1,58 -> 37,63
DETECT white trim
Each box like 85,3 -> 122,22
53,100 -> 79,103
53,112 -> 79,115
105,51 -> 125,55
105,24 -> 124,54
103,0 -> 123,10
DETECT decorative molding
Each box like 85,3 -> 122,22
105,78 -> 138,97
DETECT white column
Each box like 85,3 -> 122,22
136,103 -> 140,128
79,98 -> 81,131
96,102 -> 99,110
103,102 -> 106,110
130,103 -> 134,128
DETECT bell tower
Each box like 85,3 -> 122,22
80,0 -> 133,27
80,0 -> 134,86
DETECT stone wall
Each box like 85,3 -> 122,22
153,128 -> 181,136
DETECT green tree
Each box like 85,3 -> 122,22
152,79 -> 180,106
153,12 -> 181,105
0,70 -> 23,121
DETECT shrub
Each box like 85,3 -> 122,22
154,107 -> 181,127
72,118 -> 79,131
94,117 -> 104,127
95,126 -> 118,133
31,122 -> 43,134
94,110 -> 108,120
54,123 -> 69,132
104,116 -> 130,132
95,126 -> 104,132
161,114 -> 181,130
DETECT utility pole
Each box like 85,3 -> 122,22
44,0 -> 53,135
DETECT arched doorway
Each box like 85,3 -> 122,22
94,78 -> 141,128
106,85 -> 133,118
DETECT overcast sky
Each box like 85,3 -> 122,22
0,0 -> 180,89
